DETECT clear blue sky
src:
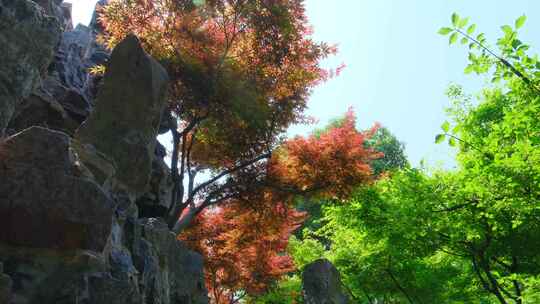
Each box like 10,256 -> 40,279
67,0 -> 540,168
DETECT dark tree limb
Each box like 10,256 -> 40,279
385,269 -> 415,304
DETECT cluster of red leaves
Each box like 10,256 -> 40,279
269,109 -> 382,200
180,196 -> 306,304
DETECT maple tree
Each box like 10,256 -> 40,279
98,0 -> 347,231
180,111 -> 381,303
99,0 -> 360,230
99,1 -> 380,301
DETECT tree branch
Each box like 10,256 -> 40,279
455,28 -> 540,95
385,269 -> 415,304
188,151 -> 272,200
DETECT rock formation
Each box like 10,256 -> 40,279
0,127 -> 114,251
76,34 -> 169,200
0,0 -> 62,136
0,1 -> 208,303
302,259 -> 350,304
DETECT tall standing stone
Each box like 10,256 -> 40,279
76,34 -> 169,199
0,0 -> 61,136
302,259 -> 350,304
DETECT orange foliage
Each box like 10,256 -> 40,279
181,198 -> 305,303
270,109 -> 382,199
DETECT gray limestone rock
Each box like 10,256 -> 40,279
76,34 -> 169,199
134,218 -> 208,304
0,0 -> 62,136
137,142 -> 174,218
302,259 -> 350,304
0,127 -> 114,251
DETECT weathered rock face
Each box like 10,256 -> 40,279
137,142 -> 174,217
8,19 -> 109,136
1,246 -> 108,303
0,127 -> 114,251
34,0 -> 72,30
76,34 -> 169,199
302,259 -> 350,304
0,3 -> 207,303
0,0 -> 62,136
135,219 -> 208,304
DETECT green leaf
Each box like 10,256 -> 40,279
464,64 -> 474,74
458,17 -> 469,29
501,25 -> 513,35
477,33 -> 486,43
449,32 -> 458,45
441,121 -> 450,132
438,27 -> 453,35
461,37 -> 468,45
448,137 -> 457,147
451,13 -> 459,27
467,24 -> 476,35
515,15 -> 526,29
511,39 -> 522,50
435,134 -> 446,144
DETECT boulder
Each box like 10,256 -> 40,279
76,34 -> 169,199
60,2 -> 73,30
86,274 -> 142,304
0,0 -> 62,136
0,245 -> 107,303
7,85 -> 81,135
0,127 -> 114,251
7,0 -> 113,135
134,218 -> 208,304
302,259 -> 350,304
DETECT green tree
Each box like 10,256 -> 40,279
435,13 -> 540,304
364,126 -> 409,176
264,14 -> 540,304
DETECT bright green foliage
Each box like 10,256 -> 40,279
438,13 -> 540,94
289,172 -> 493,303
261,15 -> 540,304
245,275 -> 304,304
435,19 -> 540,304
